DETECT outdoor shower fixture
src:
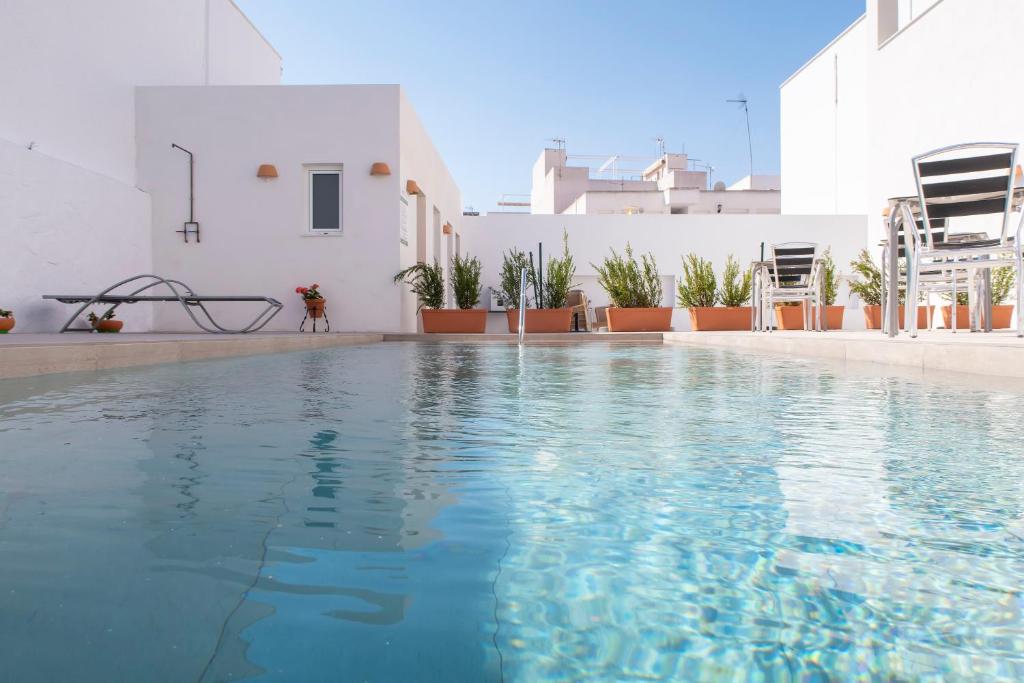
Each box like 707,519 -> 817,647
171,143 -> 200,243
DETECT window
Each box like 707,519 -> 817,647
306,165 -> 343,234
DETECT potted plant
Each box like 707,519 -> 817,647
821,249 -> 844,329
848,249 -> 927,329
0,309 -> 14,334
295,283 -> 326,318
505,232 -> 576,333
394,254 -> 487,333
940,266 -> 1015,329
88,310 -> 123,333
775,249 -> 843,330
678,254 -> 752,331
593,244 -> 670,331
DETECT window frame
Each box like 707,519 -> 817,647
305,164 -> 344,235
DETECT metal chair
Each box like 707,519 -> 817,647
902,143 -> 1024,337
755,242 -> 823,332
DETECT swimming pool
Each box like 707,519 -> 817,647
1,342 -> 1023,681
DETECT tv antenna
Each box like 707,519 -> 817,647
727,95 -> 754,179
548,137 -> 566,151
654,136 -> 665,156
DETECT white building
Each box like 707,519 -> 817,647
781,0 -> 1023,243
529,147 -> 781,216
2,0 -> 461,334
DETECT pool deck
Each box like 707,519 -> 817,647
1,328 -> 1023,379
664,329 -> 1024,379
0,332 -> 383,379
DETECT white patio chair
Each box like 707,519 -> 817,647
902,143 -> 1024,337
756,242 -> 823,332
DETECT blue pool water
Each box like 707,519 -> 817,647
2,342 -> 1024,681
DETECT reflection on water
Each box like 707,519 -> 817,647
0,343 -> 1023,681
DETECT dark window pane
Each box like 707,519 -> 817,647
312,173 -> 340,230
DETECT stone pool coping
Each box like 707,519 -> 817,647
2,329 -> 1024,380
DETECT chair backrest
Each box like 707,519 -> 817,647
566,289 -> 587,308
768,242 -> 817,288
912,142 -> 1018,248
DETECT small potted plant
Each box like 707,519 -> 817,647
505,232 -> 576,333
88,310 -> 123,333
848,249 -> 927,329
940,266 -> 1015,329
593,244 -> 670,331
0,309 -> 14,334
821,249 -> 844,330
295,283 -> 326,318
395,254 -> 487,333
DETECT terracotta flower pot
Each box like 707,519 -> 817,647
940,304 -> 1013,330
774,305 -> 807,331
772,304 -> 845,330
305,298 -> 326,319
0,317 -> 14,334
93,319 -> 124,333
826,306 -> 844,330
506,308 -> 573,333
420,308 -> 487,333
861,305 -> 930,330
605,307 -> 673,332
688,307 -> 751,331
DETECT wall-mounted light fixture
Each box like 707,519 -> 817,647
257,164 -> 278,180
442,222 -> 453,235
370,162 -> 392,176
406,179 -> 423,195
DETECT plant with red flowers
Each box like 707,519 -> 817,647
295,284 -> 323,301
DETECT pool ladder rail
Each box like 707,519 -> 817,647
517,267 -> 528,345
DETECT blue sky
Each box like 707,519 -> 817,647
237,0 -> 864,212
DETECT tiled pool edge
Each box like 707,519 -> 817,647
0,333 -> 384,379
663,331 -> 1024,380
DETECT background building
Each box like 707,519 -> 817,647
529,147 -> 781,216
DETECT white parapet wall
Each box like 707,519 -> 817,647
460,213 -> 870,332
0,138 -> 153,332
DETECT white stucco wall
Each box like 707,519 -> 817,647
136,85 -> 402,332
461,213 -> 869,332
0,0 -> 281,186
1,139 -> 152,332
780,15 -> 868,216
398,90 -> 464,332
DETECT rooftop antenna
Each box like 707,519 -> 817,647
548,137 -> 566,151
654,136 -> 665,156
727,95 -> 754,179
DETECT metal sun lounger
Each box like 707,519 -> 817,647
43,274 -> 283,333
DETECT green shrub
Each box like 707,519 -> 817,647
544,230 -> 576,309
945,266 -> 1015,306
717,254 -> 752,307
451,253 -> 482,309
847,249 -> 883,306
498,248 -> 532,309
593,244 -> 663,308
676,254 -> 717,308
820,248 -> 840,306
394,261 -> 445,311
